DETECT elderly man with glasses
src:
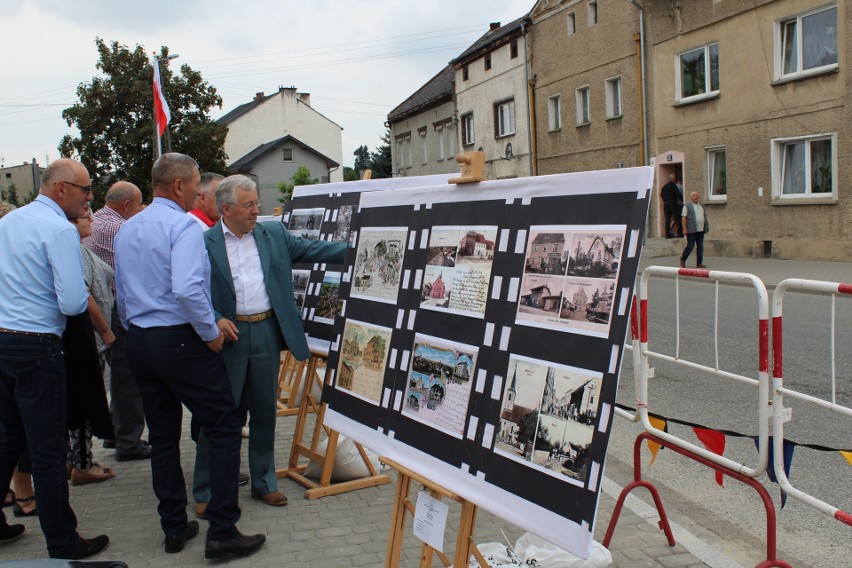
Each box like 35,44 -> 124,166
0,158 -> 109,559
192,174 -> 346,517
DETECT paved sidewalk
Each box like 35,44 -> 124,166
0,410 -> 710,567
7,253 -> 846,567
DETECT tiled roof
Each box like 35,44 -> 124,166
228,135 -> 339,173
216,93 -> 275,125
387,65 -> 454,123
450,17 -> 528,67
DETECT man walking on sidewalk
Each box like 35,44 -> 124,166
680,191 -> 709,269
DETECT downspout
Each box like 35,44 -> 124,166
628,0 -> 649,167
522,20 -> 537,176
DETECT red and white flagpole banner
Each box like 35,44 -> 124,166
152,55 -> 171,155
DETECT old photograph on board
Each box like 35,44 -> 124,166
288,207 -> 325,241
516,225 -> 624,337
495,355 -> 603,484
336,319 -> 392,405
332,205 -> 354,244
402,334 -> 477,438
420,227 -> 497,318
314,272 -> 342,324
352,227 -> 408,304
292,269 -> 310,311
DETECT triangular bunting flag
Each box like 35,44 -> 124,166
841,451 -> 852,468
647,417 -> 667,466
754,437 -> 795,509
693,427 -> 726,486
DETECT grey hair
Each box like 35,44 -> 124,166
104,181 -> 139,204
0,202 -> 17,219
40,159 -> 76,188
200,172 -> 225,196
216,174 -> 256,216
152,153 -> 199,188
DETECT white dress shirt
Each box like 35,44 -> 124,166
222,222 -> 272,315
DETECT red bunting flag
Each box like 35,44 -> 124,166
693,427 -> 726,486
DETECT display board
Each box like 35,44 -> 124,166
322,167 -> 653,558
283,174 -> 454,347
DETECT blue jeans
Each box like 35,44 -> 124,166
681,231 -> 705,265
0,332 -> 78,553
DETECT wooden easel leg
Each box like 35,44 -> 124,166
454,500 -> 478,568
385,472 -> 412,568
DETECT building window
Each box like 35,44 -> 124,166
495,99 -> 515,138
419,131 -> 428,164
434,122 -> 445,160
395,132 -> 412,170
778,5 -> 837,79
575,86 -> 590,126
444,120 -> 456,157
605,76 -> 622,118
772,134 -> 836,200
567,12 -> 575,35
547,95 -> 561,131
706,147 -> 727,201
588,1 -> 598,26
484,53 -> 492,71
282,148 -> 293,162
461,113 -> 475,146
463,65 -> 469,81
510,39 -> 518,59
676,43 -> 719,102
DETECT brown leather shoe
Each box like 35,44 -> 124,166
697,264 -> 707,268
251,491 -> 287,507
70,464 -> 116,486
679,259 -> 686,268
194,502 -> 207,519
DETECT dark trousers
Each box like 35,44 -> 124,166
126,324 -> 241,540
108,308 -> 146,453
664,200 -> 683,237
681,231 -> 705,265
0,333 -> 78,554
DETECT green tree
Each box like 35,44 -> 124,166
369,130 -> 392,178
277,165 -> 319,204
5,183 -> 19,207
60,38 -> 228,207
343,166 -> 358,181
353,144 -> 370,174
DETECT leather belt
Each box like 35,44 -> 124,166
0,327 -> 61,342
235,310 -> 274,323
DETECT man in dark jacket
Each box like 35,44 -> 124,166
661,174 -> 683,238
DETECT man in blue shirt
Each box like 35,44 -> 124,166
0,158 -> 109,559
114,153 -> 265,559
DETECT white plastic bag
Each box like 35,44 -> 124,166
467,532 -> 611,568
303,435 -> 381,481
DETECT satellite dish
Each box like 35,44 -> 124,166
504,142 -> 513,160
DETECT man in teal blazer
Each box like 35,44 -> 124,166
193,175 -> 346,515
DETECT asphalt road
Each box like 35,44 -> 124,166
606,276 -> 851,568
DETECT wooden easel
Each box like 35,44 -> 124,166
277,346 -> 390,499
382,458 -> 489,568
276,351 -> 317,417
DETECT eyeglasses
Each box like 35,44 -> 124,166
62,180 -> 93,194
225,200 -> 261,210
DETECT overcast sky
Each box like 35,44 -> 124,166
0,0 -> 532,171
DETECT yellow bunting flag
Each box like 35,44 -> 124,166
841,451 -> 852,467
647,417 -> 667,466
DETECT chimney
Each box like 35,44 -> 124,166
298,92 -> 311,106
489,22 -> 500,31
254,92 -> 265,101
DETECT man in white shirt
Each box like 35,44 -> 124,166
680,191 -> 709,269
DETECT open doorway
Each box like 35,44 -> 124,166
654,151 -> 684,238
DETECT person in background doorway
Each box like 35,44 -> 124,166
680,191 -> 709,269
661,174 -> 683,238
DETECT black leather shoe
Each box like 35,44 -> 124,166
0,523 -> 25,544
49,534 -> 109,559
204,530 -> 266,560
115,446 -> 151,462
102,439 -> 116,449
237,471 -> 249,486
164,520 -> 199,553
